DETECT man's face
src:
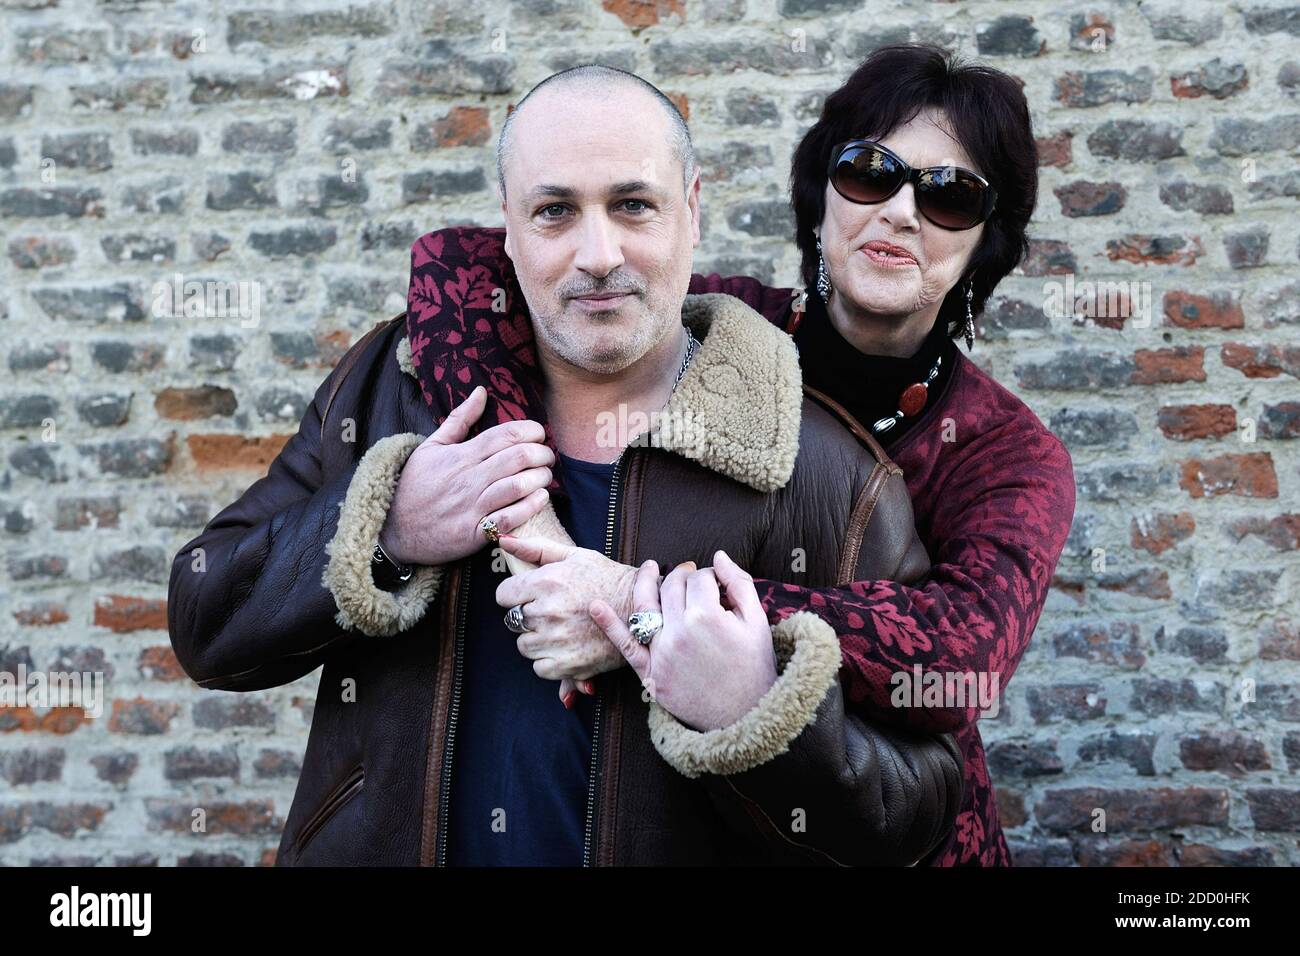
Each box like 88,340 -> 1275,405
501,86 -> 701,376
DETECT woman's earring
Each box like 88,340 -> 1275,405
962,277 -> 976,352
815,237 -> 832,303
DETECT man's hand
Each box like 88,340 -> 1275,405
379,386 -> 556,567
589,551 -> 778,732
494,536 -> 639,688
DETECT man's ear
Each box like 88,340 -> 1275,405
500,190 -> 514,260
686,166 -> 702,247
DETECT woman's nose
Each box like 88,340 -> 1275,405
878,181 -> 921,232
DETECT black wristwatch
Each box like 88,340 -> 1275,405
372,538 -> 413,589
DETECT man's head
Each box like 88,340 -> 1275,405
497,65 -> 702,377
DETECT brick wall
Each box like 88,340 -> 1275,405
1,0 -> 1296,866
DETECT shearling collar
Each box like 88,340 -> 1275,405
397,293 -> 802,493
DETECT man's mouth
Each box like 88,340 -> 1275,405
569,292 -> 635,310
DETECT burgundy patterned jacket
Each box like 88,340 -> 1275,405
406,227 -> 1077,866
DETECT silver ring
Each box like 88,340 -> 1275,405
628,610 -> 664,645
504,604 -> 529,634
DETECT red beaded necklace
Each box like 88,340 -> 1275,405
788,292 -> 945,436
870,352 -> 943,435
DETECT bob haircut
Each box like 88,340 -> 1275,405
790,43 -> 1038,339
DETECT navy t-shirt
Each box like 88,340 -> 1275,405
446,452 -> 619,866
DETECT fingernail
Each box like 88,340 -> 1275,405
583,680 -> 596,695
562,692 -> 575,710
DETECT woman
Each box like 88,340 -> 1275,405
417,44 -> 1075,866
665,44 -> 1075,865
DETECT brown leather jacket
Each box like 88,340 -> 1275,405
167,293 -> 963,866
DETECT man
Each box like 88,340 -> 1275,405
167,64 -> 961,866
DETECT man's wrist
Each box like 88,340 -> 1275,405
372,535 -> 413,588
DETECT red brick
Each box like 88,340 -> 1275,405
996,786 -> 1027,828
1179,453 -> 1278,498
1259,618 -> 1300,660
13,601 -> 69,627
1246,789 -> 1300,831
602,0 -> 686,29
1181,844 -> 1275,866
426,106 -> 489,148
1221,342 -> 1300,379
109,697 -> 180,735
138,645 -> 187,681
155,385 -> 237,420
1036,130 -> 1072,167
1035,787 -> 1229,832
1157,403 -> 1236,440
1076,839 -> 1177,867
665,91 -> 689,121
1179,730 -> 1271,774
1106,234 -> 1204,266
94,594 -> 167,633
187,433 -> 291,471
146,798 -> 280,835
1131,346 -> 1205,384
1130,512 -> 1195,555
1228,515 -> 1300,551
1163,290 -> 1244,329
1099,569 -> 1171,600
0,708 -> 88,735
1071,14 -> 1115,49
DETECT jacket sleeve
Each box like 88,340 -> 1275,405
166,331 -> 442,693
687,272 -> 1077,736
748,430 -> 1076,735
647,611 -> 964,866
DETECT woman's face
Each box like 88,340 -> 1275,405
819,107 -> 985,328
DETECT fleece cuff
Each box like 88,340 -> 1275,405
321,432 -> 443,637
647,611 -> 841,778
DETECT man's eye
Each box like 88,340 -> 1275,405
538,204 -> 569,219
621,199 -> 648,213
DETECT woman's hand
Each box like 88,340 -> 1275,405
379,387 -> 556,567
494,536 -> 638,701
589,550 -> 779,732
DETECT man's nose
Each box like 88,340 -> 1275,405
572,212 -> 625,278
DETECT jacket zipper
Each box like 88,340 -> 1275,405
432,450 -> 628,867
434,564 -> 471,866
582,446 -> 628,866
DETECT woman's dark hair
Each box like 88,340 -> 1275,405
791,43 -> 1038,339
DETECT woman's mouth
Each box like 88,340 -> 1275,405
860,242 -> 918,267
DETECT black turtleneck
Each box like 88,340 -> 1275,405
792,292 -> 960,449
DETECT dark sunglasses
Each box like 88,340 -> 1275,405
827,140 -> 997,230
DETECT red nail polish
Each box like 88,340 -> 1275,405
562,692 -> 575,710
